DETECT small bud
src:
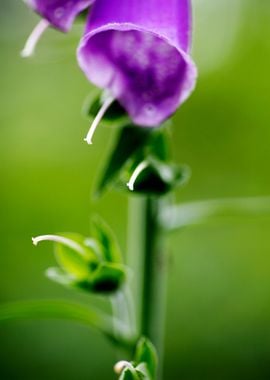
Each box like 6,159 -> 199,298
114,360 -> 133,375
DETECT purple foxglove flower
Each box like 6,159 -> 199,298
22,0 -> 94,57
77,0 -> 197,138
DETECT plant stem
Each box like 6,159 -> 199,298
128,196 -> 167,378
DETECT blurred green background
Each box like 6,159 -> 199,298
1,0 -> 270,379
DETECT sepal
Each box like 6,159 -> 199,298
134,338 -> 158,379
96,124 -> 151,195
124,157 -> 190,195
95,122 -> 190,196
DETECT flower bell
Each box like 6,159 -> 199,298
77,0 -> 197,136
22,0 -> 94,57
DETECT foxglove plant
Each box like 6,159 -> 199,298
2,1 -> 200,379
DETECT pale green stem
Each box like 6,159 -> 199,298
128,196 -> 167,379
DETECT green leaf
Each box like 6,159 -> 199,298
83,92 -> 128,124
163,196 -> 270,231
76,9 -> 88,23
96,125 -> 151,195
148,128 -> 170,161
90,262 -> 126,293
125,157 -> 190,195
119,367 -> 141,380
0,300 -> 114,338
78,262 -> 126,293
135,338 -> 158,380
135,363 -> 151,379
45,267 -> 77,287
102,100 -> 128,123
54,233 -> 99,280
92,217 -> 123,263
46,263 -> 125,294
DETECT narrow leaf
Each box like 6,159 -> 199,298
96,125 -> 151,195
163,196 -> 270,231
135,338 -> 158,380
135,363 -> 151,379
148,128 -> 170,161
0,300 -> 114,337
92,217 -> 122,263
124,157 -> 190,195
89,263 -> 126,293
46,267 -> 77,287
119,367 -> 141,380
54,233 -> 99,279
83,93 -> 128,124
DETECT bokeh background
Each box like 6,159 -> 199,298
1,0 -> 270,379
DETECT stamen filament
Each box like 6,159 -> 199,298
84,96 -> 114,145
127,161 -> 148,191
21,19 -> 50,58
32,234 -> 86,257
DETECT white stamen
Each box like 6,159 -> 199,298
21,19 -> 50,58
84,95 -> 114,145
114,361 -> 133,375
127,161 -> 148,191
32,234 -> 86,257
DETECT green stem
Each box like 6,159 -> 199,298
128,196 -> 167,379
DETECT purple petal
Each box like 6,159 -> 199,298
77,0 -> 197,127
26,0 -> 94,32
